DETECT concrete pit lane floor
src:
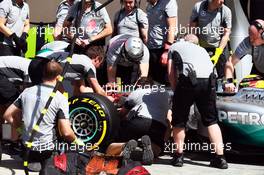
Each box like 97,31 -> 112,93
0,151 -> 263,175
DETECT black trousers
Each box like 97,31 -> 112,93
171,75 -> 218,128
22,146 -> 53,175
118,117 -> 167,149
0,43 -> 21,56
148,48 -> 169,85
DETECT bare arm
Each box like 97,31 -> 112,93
53,25 -> 63,40
58,118 -> 76,142
0,17 -> 13,37
107,65 -> 117,83
88,77 -> 107,96
3,104 -> 22,129
219,28 -> 231,50
168,59 -> 177,91
140,27 -> 148,44
225,54 -> 240,79
139,63 -> 149,77
23,19 -> 30,33
166,17 -> 177,44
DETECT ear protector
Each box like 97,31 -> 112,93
251,20 -> 264,40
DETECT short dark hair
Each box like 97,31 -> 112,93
43,60 -> 63,81
135,77 -> 153,87
84,45 -> 105,63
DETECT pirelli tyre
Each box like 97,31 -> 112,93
69,93 -> 119,151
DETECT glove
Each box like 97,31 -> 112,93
210,48 -> 223,66
160,42 -> 172,66
9,32 -> 28,53
19,32 -> 28,53
73,138 -> 85,146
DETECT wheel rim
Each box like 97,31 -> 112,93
69,107 -> 99,143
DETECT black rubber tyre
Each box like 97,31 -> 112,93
68,93 -> 119,150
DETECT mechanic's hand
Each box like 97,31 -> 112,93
19,32 -> 28,53
107,95 -> 115,102
224,82 -> 236,93
73,138 -> 85,146
210,48 -> 223,66
80,38 -> 90,48
75,38 -> 82,46
160,50 -> 169,66
160,42 -> 172,66
10,33 -> 27,53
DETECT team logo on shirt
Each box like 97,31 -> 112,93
201,10 -> 206,16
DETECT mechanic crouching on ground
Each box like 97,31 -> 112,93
224,19 -> 264,92
0,0 -> 29,56
117,77 -> 169,163
106,34 -> 149,85
168,34 -> 228,169
3,60 -> 84,175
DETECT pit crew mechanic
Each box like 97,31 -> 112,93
118,77 -> 169,158
106,34 -> 149,84
112,0 -> 148,44
53,0 -> 75,40
63,0 -> 112,48
146,0 -> 178,85
0,0 -> 30,56
167,34 -> 228,169
224,19 -> 264,92
0,56 -> 31,138
3,60 -> 84,175
190,0 -> 232,78
35,43 -> 113,100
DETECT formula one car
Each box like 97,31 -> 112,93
191,75 -> 264,155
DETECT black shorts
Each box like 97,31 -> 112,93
148,48 -> 169,85
118,117 -> 167,149
0,75 -> 19,105
171,75 -> 218,128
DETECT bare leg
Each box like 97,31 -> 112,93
207,124 -> 224,155
172,127 -> 185,154
105,143 -> 125,156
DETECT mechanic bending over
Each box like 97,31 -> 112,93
224,19 -> 264,92
0,56 -> 31,140
35,42 -> 114,101
168,34 -> 228,169
106,34 -> 149,85
0,0 -> 29,56
117,77 -> 169,160
3,61 -> 84,175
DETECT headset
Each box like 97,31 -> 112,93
250,20 -> 264,40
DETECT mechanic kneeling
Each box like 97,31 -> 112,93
3,60 -> 84,175
168,34 -> 228,169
